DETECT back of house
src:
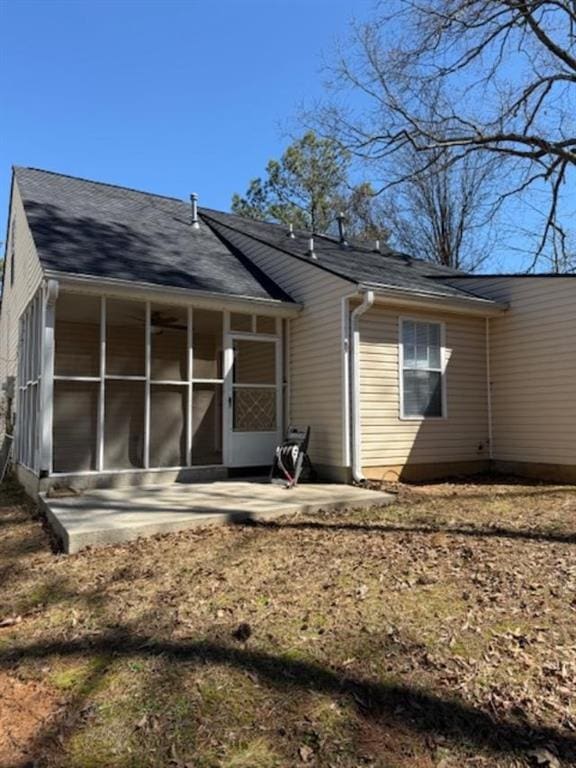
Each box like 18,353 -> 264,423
0,166 -> 574,495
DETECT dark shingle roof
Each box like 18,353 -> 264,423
199,208 -> 491,303
14,167 -> 294,303
14,167 -> 502,307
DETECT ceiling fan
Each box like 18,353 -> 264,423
125,310 -> 187,332
150,311 -> 187,331
125,310 -> 188,331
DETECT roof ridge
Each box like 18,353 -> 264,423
199,206 -> 366,247
14,166 -> 185,205
200,207 -> 457,268
199,206 -> 315,240
199,209 -> 357,285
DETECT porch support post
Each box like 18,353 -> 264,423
222,311 -> 232,467
275,329 -> 283,438
187,306 -> 193,465
144,302 -> 151,469
39,279 -> 59,475
283,318 -> 290,434
97,297 -> 106,471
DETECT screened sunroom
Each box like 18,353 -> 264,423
16,284 -> 290,490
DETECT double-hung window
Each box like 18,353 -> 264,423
400,319 -> 445,419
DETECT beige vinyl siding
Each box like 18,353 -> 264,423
0,183 -> 44,401
53,381 -> 98,472
209,227 -> 352,467
452,277 -> 576,466
359,305 -> 489,467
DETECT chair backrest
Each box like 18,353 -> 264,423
285,425 -> 310,452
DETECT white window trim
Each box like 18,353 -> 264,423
398,316 -> 448,421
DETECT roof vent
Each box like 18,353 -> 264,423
336,212 -> 348,246
190,193 -> 200,229
373,239 -> 381,253
307,237 -> 317,260
287,223 -> 295,239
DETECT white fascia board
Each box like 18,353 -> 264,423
43,270 -> 302,317
359,283 -> 508,317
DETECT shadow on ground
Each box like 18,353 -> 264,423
236,515 -> 576,544
2,629 -> 575,765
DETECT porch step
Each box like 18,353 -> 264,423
39,481 -> 394,554
40,465 -> 228,494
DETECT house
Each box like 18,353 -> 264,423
1,166 -> 575,497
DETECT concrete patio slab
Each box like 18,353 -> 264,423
40,480 -> 394,554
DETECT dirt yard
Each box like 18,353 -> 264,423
0,477 -> 575,768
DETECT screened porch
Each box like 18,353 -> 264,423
16,286 -> 287,485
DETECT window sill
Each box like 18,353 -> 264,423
399,415 -> 448,422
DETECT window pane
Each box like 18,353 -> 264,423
53,381 -> 98,471
428,344 -> 441,370
403,320 -> 442,370
193,310 -> 222,379
428,323 -> 441,368
233,340 -> 276,385
402,321 -> 415,346
151,304 -> 188,381
192,384 -> 222,465
255,316 -> 276,334
428,323 -> 441,347
104,381 -> 145,468
106,299 -> 145,376
150,385 -> 187,467
55,293 -> 100,377
233,388 -> 276,432
403,370 -> 442,418
415,323 -> 429,368
230,313 -> 252,332
404,344 -> 416,365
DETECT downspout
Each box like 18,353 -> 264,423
485,317 -> 494,462
349,289 -> 375,483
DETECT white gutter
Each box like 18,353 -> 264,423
485,317 -> 494,460
43,270 -> 302,317
349,289 -> 375,483
359,282 -> 507,316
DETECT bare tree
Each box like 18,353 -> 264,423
542,220 -> 576,272
385,147 -> 499,271
319,0 -> 576,270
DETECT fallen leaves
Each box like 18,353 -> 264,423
298,743 -> 314,762
527,746 -> 561,767
0,615 -> 22,628
1,478 -> 576,767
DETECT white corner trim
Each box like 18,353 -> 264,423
486,317 -> 493,460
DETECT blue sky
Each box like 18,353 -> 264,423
1,0 -> 572,272
0,0 -> 374,222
